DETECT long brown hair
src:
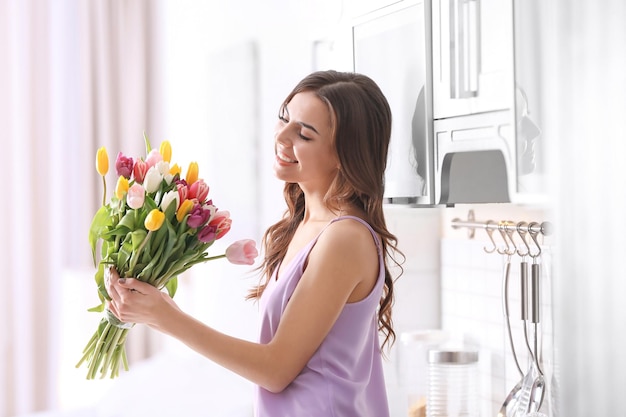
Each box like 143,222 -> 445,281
248,70 -> 404,351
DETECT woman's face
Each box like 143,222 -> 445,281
273,91 -> 339,188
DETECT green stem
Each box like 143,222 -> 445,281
87,322 -> 112,380
100,327 -> 124,378
127,230 -> 153,276
101,176 -> 107,206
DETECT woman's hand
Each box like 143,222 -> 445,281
105,266 -> 180,329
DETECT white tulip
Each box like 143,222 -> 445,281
160,190 -> 179,212
143,166 -> 162,194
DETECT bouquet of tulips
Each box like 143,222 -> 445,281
76,134 -> 258,379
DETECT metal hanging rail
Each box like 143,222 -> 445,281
451,209 -> 553,239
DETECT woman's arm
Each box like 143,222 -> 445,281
106,219 -> 379,392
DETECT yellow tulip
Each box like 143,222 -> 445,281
176,199 -> 194,222
169,163 -> 182,176
145,209 -> 165,231
159,140 -> 172,163
115,176 -> 129,199
96,147 -> 109,176
185,161 -> 199,185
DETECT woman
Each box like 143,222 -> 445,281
106,70 -> 403,416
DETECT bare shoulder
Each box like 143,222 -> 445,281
313,217 -> 379,262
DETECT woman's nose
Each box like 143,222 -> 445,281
274,123 -> 292,145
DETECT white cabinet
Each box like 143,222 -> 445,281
338,0 -> 545,206
431,0 -> 515,119
351,0 -> 435,204
348,0 -> 405,18
430,0 -> 536,205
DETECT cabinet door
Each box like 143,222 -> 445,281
509,0 -> 549,204
432,0 -> 514,119
352,0 -> 434,204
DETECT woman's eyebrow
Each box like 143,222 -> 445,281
284,104 -> 320,134
297,121 -> 319,135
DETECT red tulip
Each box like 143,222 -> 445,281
209,211 -> 232,239
133,159 -> 148,184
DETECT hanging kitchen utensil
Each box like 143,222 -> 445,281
497,223 -> 524,417
514,225 -> 546,416
526,260 -> 546,414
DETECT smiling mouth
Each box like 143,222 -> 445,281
277,153 -> 298,163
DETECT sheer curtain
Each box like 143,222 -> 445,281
552,1 -> 626,416
0,0 -> 165,415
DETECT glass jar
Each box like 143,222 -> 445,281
397,330 -> 448,417
426,350 -> 479,417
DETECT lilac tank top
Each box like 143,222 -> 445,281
255,216 -> 390,417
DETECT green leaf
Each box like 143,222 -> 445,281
118,209 -> 140,231
88,302 -> 105,313
165,276 -> 178,297
117,237 -> 134,274
131,229 -> 148,250
143,131 -> 152,153
89,206 -> 113,266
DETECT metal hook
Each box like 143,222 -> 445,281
483,220 -> 497,253
497,221 -> 516,255
527,222 -> 542,259
516,221 -> 531,258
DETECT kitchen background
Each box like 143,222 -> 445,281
1,0 -> 624,416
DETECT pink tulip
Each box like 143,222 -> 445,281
133,159 -> 148,184
188,179 -> 209,203
176,182 -> 188,205
115,152 -> 134,179
127,184 -> 145,209
225,239 -> 258,265
145,149 -> 163,168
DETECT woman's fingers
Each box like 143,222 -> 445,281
104,266 -> 121,301
116,278 -> 152,294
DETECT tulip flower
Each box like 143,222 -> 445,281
145,149 -> 163,169
96,147 -> 109,176
133,159 -> 148,184
126,184 -> 145,209
188,179 -> 209,203
96,147 -> 109,206
187,203 -> 211,228
115,176 -> 129,200
225,239 -> 258,265
160,190 -> 179,212
144,209 -> 165,231
159,140 -> 172,163
176,199 -> 194,222
176,182 -> 188,204
216,218 -> 232,239
169,163 -> 182,176
115,152 -> 134,179
155,161 -> 174,185
209,210 -> 232,239
143,166 -> 162,194
185,161 -> 199,186
197,224 -> 217,243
